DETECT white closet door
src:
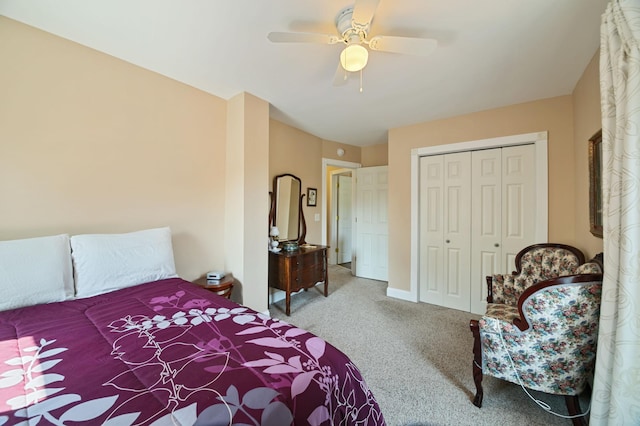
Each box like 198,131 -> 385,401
419,156 -> 444,304
354,166 -> 388,281
442,152 -> 471,311
419,153 -> 471,310
501,144 -> 536,270
470,149 -> 502,314
469,144 -> 536,314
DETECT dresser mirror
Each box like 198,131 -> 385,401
270,173 -> 307,244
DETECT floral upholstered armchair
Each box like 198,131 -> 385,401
469,244 -> 603,426
486,243 -> 588,305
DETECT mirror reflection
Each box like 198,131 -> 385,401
275,175 -> 301,241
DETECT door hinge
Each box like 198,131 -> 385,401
335,248 -> 339,253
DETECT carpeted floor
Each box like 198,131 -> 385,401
269,265 -> 590,426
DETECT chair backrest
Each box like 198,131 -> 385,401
515,243 -> 586,285
514,272 -> 603,331
508,273 -> 603,395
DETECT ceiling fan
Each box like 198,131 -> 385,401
267,0 -> 438,88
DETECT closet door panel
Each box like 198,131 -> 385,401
419,156 -> 444,304
501,145 -> 536,272
471,148 -> 502,314
442,152 -> 471,311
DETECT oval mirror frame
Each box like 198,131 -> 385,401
269,174 -> 307,244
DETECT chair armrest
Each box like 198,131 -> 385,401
576,261 -> 602,274
512,273 -> 603,332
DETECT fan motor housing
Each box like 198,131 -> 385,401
336,7 -> 368,43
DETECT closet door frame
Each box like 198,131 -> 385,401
409,131 -> 548,303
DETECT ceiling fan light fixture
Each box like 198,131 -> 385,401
340,44 -> 368,72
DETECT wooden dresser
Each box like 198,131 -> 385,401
268,245 -> 328,315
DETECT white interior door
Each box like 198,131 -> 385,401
412,132 -> 548,312
442,152 -> 471,311
419,153 -> 471,311
470,149 -> 502,314
469,144 -> 536,314
419,156 -> 444,304
423,149 -> 535,313
355,166 -> 388,281
337,174 -> 352,264
501,144 -> 537,269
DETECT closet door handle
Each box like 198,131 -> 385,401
445,239 -> 450,244
494,243 -> 500,247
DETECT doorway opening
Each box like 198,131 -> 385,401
330,170 -> 353,266
321,158 -> 361,271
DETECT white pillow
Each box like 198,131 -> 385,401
0,234 -> 74,311
71,227 -> 178,298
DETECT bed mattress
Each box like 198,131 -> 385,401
0,278 -> 384,425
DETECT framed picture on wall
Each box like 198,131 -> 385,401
589,129 -> 603,238
307,188 -> 317,207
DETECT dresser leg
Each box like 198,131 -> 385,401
285,291 -> 291,316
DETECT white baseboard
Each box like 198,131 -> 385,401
269,288 -> 286,304
268,283 -> 324,305
386,287 -> 418,303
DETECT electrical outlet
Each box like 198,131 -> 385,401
315,213 -> 321,222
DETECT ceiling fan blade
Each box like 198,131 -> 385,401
352,0 -> 380,28
267,32 -> 341,45
332,62 -> 349,86
368,35 -> 438,56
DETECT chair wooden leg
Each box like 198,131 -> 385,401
469,319 -> 483,407
565,395 -> 587,426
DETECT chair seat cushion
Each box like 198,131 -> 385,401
484,303 -> 520,323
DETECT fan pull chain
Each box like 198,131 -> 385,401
359,69 -> 363,93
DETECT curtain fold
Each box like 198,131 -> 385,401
591,1 -> 640,424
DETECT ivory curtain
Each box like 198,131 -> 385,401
591,1 -> 640,424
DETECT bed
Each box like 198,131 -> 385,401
0,229 -> 385,425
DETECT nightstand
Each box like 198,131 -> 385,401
193,273 -> 234,299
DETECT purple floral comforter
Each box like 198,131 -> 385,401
0,278 -> 384,425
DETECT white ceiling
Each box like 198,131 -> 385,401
0,0 -> 608,146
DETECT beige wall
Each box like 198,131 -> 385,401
2,16 -> 602,307
269,120 -> 362,244
0,17 -> 228,281
361,143 -> 389,166
388,96 -> 576,292
225,92 -> 270,311
322,139 -> 361,164
269,119 -> 323,243
573,51 -> 604,259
